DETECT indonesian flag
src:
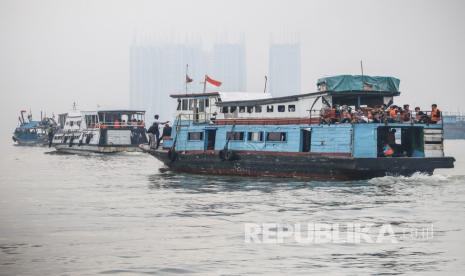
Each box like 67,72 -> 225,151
205,75 -> 222,87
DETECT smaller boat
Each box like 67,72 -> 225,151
12,110 -> 57,146
52,108 -> 148,154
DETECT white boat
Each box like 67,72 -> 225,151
52,109 -> 148,154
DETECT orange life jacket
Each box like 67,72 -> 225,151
383,145 -> 394,157
431,108 -> 441,122
389,109 -> 397,119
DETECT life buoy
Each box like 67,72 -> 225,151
219,149 -> 237,161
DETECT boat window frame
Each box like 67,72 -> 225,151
187,131 -> 204,141
278,105 -> 286,112
226,131 -> 245,141
247,131 -> 264,142
267,105 -> 274,112
266,131 -> 287,142
288,105 -> 296,112
255,105 -> 262,113
182,99 -> 188,111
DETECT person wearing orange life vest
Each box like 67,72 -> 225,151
388,105 -> 398,122
430,104 -> 441,124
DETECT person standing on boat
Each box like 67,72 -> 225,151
147,115 -> 169,149
47,126 -> 54,147
430,104 -> 441,124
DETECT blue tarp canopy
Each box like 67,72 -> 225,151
317,75 -> 400,93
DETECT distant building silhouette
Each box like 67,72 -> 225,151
130,38 -> 246,121
212,43 -> 246,91
268,43 -> 301,97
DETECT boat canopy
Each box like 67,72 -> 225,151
317,75 -> 400,94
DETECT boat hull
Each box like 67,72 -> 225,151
12,135 -> 48,146
141,146 -> 455,180
55,144 -> 142,154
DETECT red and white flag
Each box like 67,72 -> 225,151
205,75 -> 222,87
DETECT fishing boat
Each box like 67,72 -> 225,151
12,110 -> 57,146
52,108 -> 148,154
140,75 -> 455,180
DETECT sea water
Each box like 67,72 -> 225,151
0,139 -> 464,275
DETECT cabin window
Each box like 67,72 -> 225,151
247,106 -> 253,113
199,100 -> 205,112
266,132 -> 287,142
222,106 -> 229,113
188,132 -> 203,141
177,99 -> 181,110
230,106 -> 237,113
248,132 -> 264,142
239,106 -> 246,113
226,131 -> 245,141
182,99 -> 188,110
255,105 -> 262,113
189,99 -> 194,110
267,105 -> 274,112
288,105 -> 296,112
70,121 -> 74,127
278,105 -> 285,112
77,121 -> 81,127
205,99 -> 209,107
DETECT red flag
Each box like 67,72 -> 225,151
186,74 -> 193,83
205,75 -> 222,87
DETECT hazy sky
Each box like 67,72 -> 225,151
1,0 -> 465,134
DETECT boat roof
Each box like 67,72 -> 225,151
317,75 -> 400,95
170,91 -> 272,102
217,91 -> 325,106
97,110 -> 145,114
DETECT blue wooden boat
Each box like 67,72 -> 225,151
140,75 -> 455,180
12,110 -> 57,146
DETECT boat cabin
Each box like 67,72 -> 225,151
165,75 -> 444,159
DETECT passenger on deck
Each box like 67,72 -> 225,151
402,104 -> 411,122
161,123 -> 172,140
414,107 -> 427,123
430,104 -> 441,124
147,115 -> 169,149
353,108 -> 367,123
388,106 -> 398,122
340,106 -> 352,123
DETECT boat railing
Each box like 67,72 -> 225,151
315,109 -> 443,126
176,112 -> 217,124
90,122 -> 146,129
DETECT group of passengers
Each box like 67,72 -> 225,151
320,104 -> 441,125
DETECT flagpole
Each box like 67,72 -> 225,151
185,64 -> 188,94
203,75 -> 207,93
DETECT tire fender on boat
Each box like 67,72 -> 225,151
167,149 -> 178,162
219,149 -> 237,161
